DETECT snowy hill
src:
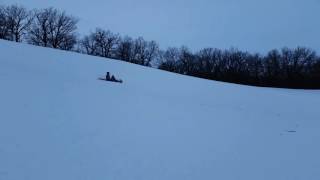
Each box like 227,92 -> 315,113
1,40 -> 320,180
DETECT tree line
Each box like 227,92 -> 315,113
1,4 -> 319,89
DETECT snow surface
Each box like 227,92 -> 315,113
1,40 -> 320,180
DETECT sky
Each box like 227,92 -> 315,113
1,0 -> 320,53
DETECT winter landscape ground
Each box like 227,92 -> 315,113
1,39 -> 320,180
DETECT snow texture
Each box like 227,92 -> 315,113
1,40 -> 320,180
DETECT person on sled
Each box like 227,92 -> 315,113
106,72 -> 111,81
105,72 -> 123,83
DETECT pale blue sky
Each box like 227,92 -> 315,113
1,0 -> 320,52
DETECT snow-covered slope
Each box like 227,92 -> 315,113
1,40 -> 320,180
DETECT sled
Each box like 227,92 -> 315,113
98,77 -> 123,83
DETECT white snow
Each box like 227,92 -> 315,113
1,40 -> 320,180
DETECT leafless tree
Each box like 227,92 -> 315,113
0,6 -> 9,40
197,48 -> 214,71
0,5 -> 32,42
132,37 -> 148,65
145,40 -> 159,67
130,37 -> 160,66
159,47 -> 180,71
80,33 -> 98,55
116,36 -> 134,61
28,7 -> 78,50
263,49 -> 281,82
81,28 -> 120,58
291,47 -> 316,75
246,53 -> 263,83
178,46 -> 196,74
94,28 -> 120,58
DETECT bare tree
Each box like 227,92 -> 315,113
179,46 -> 196,75
28,7 -> 78,50
159,47 -> 180,71
94,28 -> 120,58
116,36 -> 134,61
132,37 -> 148,65
27,8 -> 50,47
291,47 -> 316,75
197,48 -> 220,78
0,6 -> 9,40
246,53 -> 263,84
263,49 -> 281,82
0,5 -> 32,42
80,33 -> 98,55
81,28 -> 120,58
144,40 -> 159,67
129,37 -> 160,66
